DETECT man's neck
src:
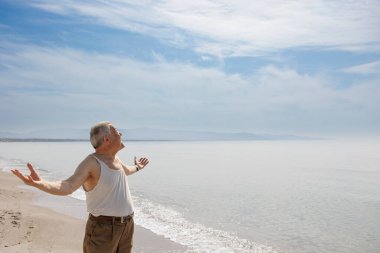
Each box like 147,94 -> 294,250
95,149 -> 118,160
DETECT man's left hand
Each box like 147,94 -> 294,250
134,156 -> 149,170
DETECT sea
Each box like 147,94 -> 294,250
0,139 -> 379,253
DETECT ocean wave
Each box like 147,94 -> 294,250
0,157 -> 26,171
133,195 -> 280,253
0,157 -> 50,174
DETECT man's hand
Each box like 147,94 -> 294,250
134,156 -> 149,170
11,163 -> 42,187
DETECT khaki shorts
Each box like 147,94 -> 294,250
83,215 -> 134,253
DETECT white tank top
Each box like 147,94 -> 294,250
85,155 -> 134,217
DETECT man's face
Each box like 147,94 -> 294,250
109,125 -> 125,150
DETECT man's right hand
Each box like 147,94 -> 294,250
11,163 -> 42,187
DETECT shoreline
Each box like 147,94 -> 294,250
0,171 -> 188,252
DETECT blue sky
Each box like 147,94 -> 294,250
1,0 -> 379,137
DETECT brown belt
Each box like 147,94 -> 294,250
89,213 -> 134,223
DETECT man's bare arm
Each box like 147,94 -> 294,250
120,156 -> 149,176
11,156 -> 95,196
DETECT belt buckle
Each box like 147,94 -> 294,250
120,216 -> 126,223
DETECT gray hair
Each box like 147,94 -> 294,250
90,121 -> 111,149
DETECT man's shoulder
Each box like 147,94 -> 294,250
78,154 -> 100,171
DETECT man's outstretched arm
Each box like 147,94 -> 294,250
11,156 -> 94,196
120,156 -> 149,175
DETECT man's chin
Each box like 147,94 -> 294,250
120,142 -> 125,149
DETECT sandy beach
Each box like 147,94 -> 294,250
0,171 -> 188,253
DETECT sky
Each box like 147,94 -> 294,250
1,0 -> 380,137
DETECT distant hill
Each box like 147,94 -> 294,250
0,128 -> 88,140
0,128 -> 319,141
125,128 -> 317,141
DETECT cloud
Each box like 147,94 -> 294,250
28,0 -> 380,57
1,44 -> 379,135
343,60 -> 380,75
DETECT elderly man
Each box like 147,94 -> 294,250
11,121 -> 149,253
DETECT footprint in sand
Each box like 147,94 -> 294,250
1,210 -> 23,227
0,209 -> 7,224
25,221 -> 36,242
